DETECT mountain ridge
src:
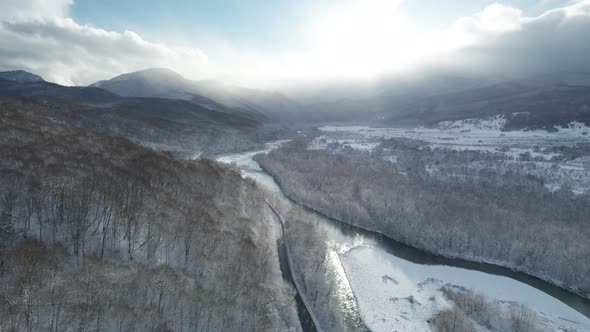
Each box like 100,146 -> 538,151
91,68 -> 301,121
0,70 -> 45,83
4,68 -> 590,131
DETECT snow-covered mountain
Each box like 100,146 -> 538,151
91,68 -> 300,121
0,69 -> 263,138
4,68 -> 589,129
91,68 -> 195,99
0,70 -> 122,105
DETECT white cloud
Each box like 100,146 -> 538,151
0,17 -> 209,85
0,0 -> 589,88
449,3 -> 524,43
0,0 -> 72,20
258,0 -> 590,86
439,0 -> 590,77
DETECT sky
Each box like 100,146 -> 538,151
70,0 -> 570,45
0,0 -> 589,88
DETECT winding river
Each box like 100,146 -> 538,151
217,141 -> 590,332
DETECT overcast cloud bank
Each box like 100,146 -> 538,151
0,0 -> 589,87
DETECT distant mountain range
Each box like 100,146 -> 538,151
91,68 -> 301,122
0,73 -> 123,105
0,69 -> 260,127
0,68 -> 303,124
0,69 -> 269,156
1,68 -> 589,131
377,77 -> 590,130
291,71 -> 590,130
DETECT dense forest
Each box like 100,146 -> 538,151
255,141 -> 590,298
0,97 -> 300,331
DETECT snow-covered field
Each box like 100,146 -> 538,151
341,246 -> 590,332
318,122 -> 589,151
438,115 -> 507,131
312,124 -> 590,194
340,246 -> 450,331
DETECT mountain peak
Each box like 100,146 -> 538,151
105,67 -> 186,84
137,67 -> 182,76
90,68 -> 193,98
0,70 -> 44,83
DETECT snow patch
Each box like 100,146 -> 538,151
340,246 -> 590,332
341,246 -> 450,332
308,136 -> 379,152
383,155 -> 398,164
438,115 -> 507,131
558,121 -> 590,135
308,136 -> 329,150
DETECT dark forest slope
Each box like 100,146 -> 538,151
0,98 -> 299,331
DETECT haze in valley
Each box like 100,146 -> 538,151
1,1 -> 590,331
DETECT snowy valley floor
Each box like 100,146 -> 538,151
340,246 -> 590,332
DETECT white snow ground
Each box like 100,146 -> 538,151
319,123 -> 590,149
340,246 -> 590,332
315,125 -> 590,194
438,115 -> 507,131
341,246 -> 450,331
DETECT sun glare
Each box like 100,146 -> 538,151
306,0 -> 426,79
243,1 -> 522,87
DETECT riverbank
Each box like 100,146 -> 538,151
268,202 -> 322,332
254,152 -> 590,330
216,146 -> 590,331
341,245 -> 590,332
255,156 -> 590,308
257,151 -> 590,304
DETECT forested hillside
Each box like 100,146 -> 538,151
0,97 -> 300,331
0,75 -> 270,157
255,142 -> 590,298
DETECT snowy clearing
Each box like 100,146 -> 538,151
340,246 -> 590,332
319,124 -> 590,149
314,125 -> 590,194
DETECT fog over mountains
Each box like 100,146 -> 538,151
2,1 -> 590,331
91,68 -> 301,122
0,68 -> 272,158
2,67 -> 590,131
